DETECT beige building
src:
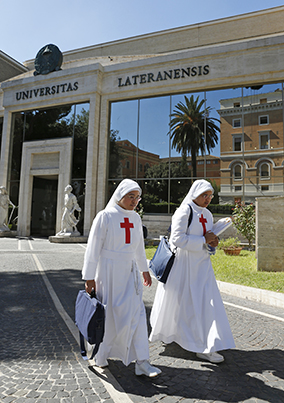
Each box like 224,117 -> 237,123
1,6 -> 284,236
218,90 -> 284,204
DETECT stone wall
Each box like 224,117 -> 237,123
256,196 -> 284,271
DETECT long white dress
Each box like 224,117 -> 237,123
149,201 -> 235,354
82,204 -> 149,366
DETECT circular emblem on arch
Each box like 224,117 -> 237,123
34,44 -> 63,76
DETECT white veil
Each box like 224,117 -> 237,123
105,179 -> 142,210
180,179 -> 214,206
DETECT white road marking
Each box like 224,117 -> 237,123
223,301 -> 284,323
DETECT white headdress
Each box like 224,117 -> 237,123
180,179 -> 214,206
105,179 -> 142,210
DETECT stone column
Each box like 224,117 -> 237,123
96,95 -> 110,214
256,196 -> 284,271
0,109 -> 12,187
83,92 -> 102,236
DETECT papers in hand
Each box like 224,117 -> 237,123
212,217 -> 232,236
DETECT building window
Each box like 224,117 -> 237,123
233,118 -> 241,128
233,164 -> 242,180
139,163 -> 143,172
233,135 -> 242,151
259,163 -> 270,179
261,185 -> 269,191
259,115 -> 269,125
213,160 -> 218,164
235,186 -> 242,192
126,161 -> 130,169
259,132 -> 269,149
144,163 -> 150,173
260,98 -> 267,104
234,102 -> 240,107
206,160 -> 211,164
197,161 -> 204,165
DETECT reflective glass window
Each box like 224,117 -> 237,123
8,102 -> 89,234
109,100 -> 138,180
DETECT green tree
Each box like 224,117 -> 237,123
72,108 -> 89,178
208,179 -> 220,204
145,161 -> 191,203
169,95 -> 220,178
109,129 -> 123,178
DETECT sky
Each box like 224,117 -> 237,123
2,0 -> 284,64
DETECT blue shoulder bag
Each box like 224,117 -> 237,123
149,205 -> 193,284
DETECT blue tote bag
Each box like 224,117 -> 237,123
149,205 -> 193,284
75,290 -> 105,360
149,236 -> 175,283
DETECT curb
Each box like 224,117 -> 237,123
217,280 -> 284,309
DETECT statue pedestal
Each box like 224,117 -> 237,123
49,235 -> 88,243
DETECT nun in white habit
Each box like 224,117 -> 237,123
82,179 -> 161,377
149,179 -> 235,363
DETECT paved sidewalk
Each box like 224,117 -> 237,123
1,237 -> 284,403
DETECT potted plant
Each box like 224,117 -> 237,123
218,237 -> 242,256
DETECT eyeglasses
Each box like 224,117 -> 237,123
126,195 -> 141,202
201,194 -> 214,199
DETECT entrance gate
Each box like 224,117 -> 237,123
31,177 -> 58,236
17,138 -> 72,237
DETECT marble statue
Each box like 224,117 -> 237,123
56,185 -> 81,236
0,186 -> 15,232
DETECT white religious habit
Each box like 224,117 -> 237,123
82,180 -> 150,366
149,180 -> 235,354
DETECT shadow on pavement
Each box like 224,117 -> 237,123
96,344 -> 284,403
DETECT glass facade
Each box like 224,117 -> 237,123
109,92 -> 221,213
8,102 -> 89,234
109,83 -> 284,211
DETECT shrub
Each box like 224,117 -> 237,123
218,237 -> 240,250
232,203 -> 255,250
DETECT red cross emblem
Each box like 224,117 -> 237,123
199,214 -> 207,236
120,217 -> 134,244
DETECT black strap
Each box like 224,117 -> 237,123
167,204 -> 193,234
79,332 -> 100,360
187,205 -> 193,229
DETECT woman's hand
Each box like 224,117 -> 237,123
142,271 -> 152,287
205,231 -> 218,247
208,237 -> 219,247
85,279 -> 96,294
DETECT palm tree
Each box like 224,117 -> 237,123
169,95 -> 220,178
